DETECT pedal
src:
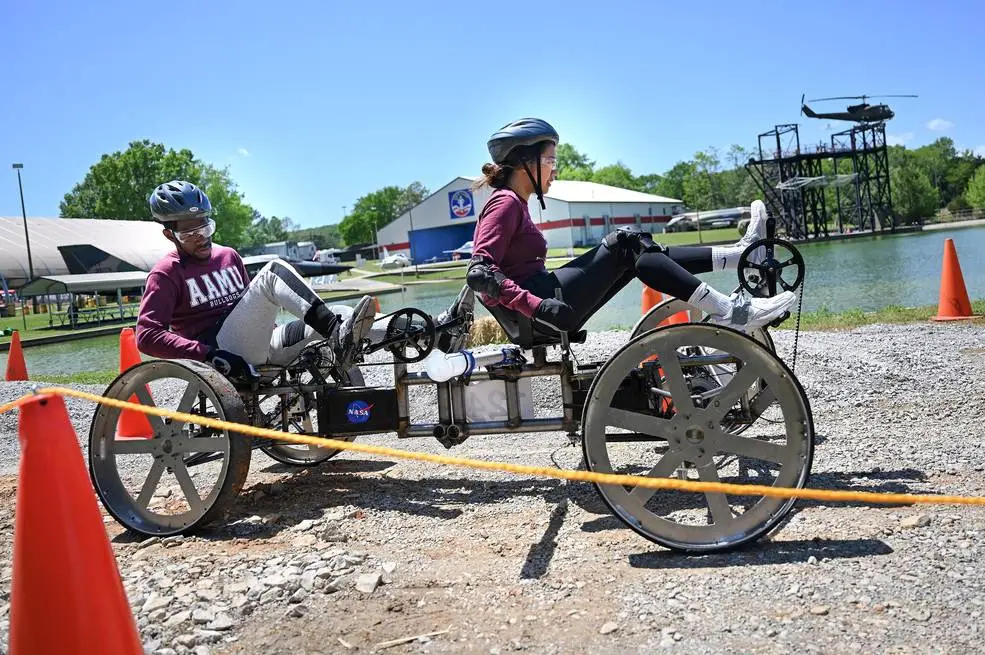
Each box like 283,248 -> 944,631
768,311 -> 791,328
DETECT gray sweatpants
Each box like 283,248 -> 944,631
215,259 -> 354,367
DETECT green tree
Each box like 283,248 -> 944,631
555,143 -> 595,179
635,173 -> 664,194
966,165 -> 985,209
198,165 -> 256,248
891,153 -> 939,222
60,140 -> 203,220
339,187 -> 402,245
339,183 -> 429,246
681,149 -> 722,209
59,139 -> 255,248
591,163 -> 637,190
654,161 -> 693,202
395,182 -> 430,216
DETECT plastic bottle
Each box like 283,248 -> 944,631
423,346 -> 522,383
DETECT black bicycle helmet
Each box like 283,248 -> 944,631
149,180 -> 212,223
487,118 -> 559,165
486,118 -> 559,210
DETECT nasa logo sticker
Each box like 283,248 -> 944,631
448,189 -> 474,219
346,400 -> 373,424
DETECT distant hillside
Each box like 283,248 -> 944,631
287,223 -> 343,250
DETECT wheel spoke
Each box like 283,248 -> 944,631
655,345 -> 694,412
172,461 -> 205,514
604,407 -> 673,437
712,428 -> 788,464
135,459 -> 166,509
628,452 -> 684,505
112,439 -> 159,454
697,463 -> 734,526
133,385 -> 167,434
705,364 -> 760,423
181,384 -> 204,413
171,436 -> 228,454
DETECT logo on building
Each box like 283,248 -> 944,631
448,189 -> 474,219
346,400 -> 374,424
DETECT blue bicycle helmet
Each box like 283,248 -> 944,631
149,180 -> 212,223
487,118 -> 559,165
486,118 -> 559,209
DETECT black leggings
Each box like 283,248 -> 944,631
519,245 -> 713,331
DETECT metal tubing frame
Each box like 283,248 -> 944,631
393,347 -> 599,442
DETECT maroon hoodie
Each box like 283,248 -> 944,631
135,245 -> 249,360
471,187 -> 548,317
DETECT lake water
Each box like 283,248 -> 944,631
5,225 -> 984,376
377,224 -> 985,330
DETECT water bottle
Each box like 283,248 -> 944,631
423,346 -> 523,382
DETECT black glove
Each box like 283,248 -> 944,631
205,349 -> 259,381
534,298 -> 577,332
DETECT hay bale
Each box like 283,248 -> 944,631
468,316 -> 508,346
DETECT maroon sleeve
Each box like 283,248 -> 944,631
472,194 -> 543,317
235,251 -> 249,284
135,271 -> 211,361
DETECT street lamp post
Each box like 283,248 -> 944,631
11,164 -> 34,281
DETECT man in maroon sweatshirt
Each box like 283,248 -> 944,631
135,180 -> 376,380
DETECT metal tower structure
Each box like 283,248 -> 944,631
745,122 -> 894,239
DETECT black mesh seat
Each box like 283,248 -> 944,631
480,298 -> 587,349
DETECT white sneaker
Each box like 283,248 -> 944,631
706,291 -> 797,332
711,200 -> 771,271
737,200 -> 770,266
332,295 -> 376,363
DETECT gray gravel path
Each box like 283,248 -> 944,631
1,322 -> 984,654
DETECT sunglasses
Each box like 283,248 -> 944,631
172,218 -> 216,242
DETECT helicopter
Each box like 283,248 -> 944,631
800,94 -> 918,123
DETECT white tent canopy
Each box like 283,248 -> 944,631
18,271 -> 149,297
0,216 -> 172,289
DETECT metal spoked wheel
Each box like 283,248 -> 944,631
259,366 -> 365,467
582,323 -> 814,553
88,359 -> 252,537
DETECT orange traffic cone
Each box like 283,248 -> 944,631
116,328 -> 154,439
9,393 -> 143,654
641,286 -> 689,326
932,239 -> 979,321
640,287 -> 685,415
5,330 -> 28,381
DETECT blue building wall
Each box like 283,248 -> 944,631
408,222 -> 476,263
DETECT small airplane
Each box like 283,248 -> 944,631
800,94 -> 918,124
241,254 -> 352,279
378,247 -> 412,270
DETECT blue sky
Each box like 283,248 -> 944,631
2,0 -> 983,229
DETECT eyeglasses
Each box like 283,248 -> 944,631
541,156 -> 558,169
172,218 -> 216,242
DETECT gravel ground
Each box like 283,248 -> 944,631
1,322 -> 985,654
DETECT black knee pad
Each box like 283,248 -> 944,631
466,257 -> 508,299
601,226 -> 667,264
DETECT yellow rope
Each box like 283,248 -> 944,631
4,385 -> 985,507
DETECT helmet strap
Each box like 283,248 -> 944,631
521,145 -> 547,210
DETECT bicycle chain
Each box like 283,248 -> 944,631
791,266 -> 805,373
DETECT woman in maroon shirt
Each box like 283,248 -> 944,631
466,118 -> 796,336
